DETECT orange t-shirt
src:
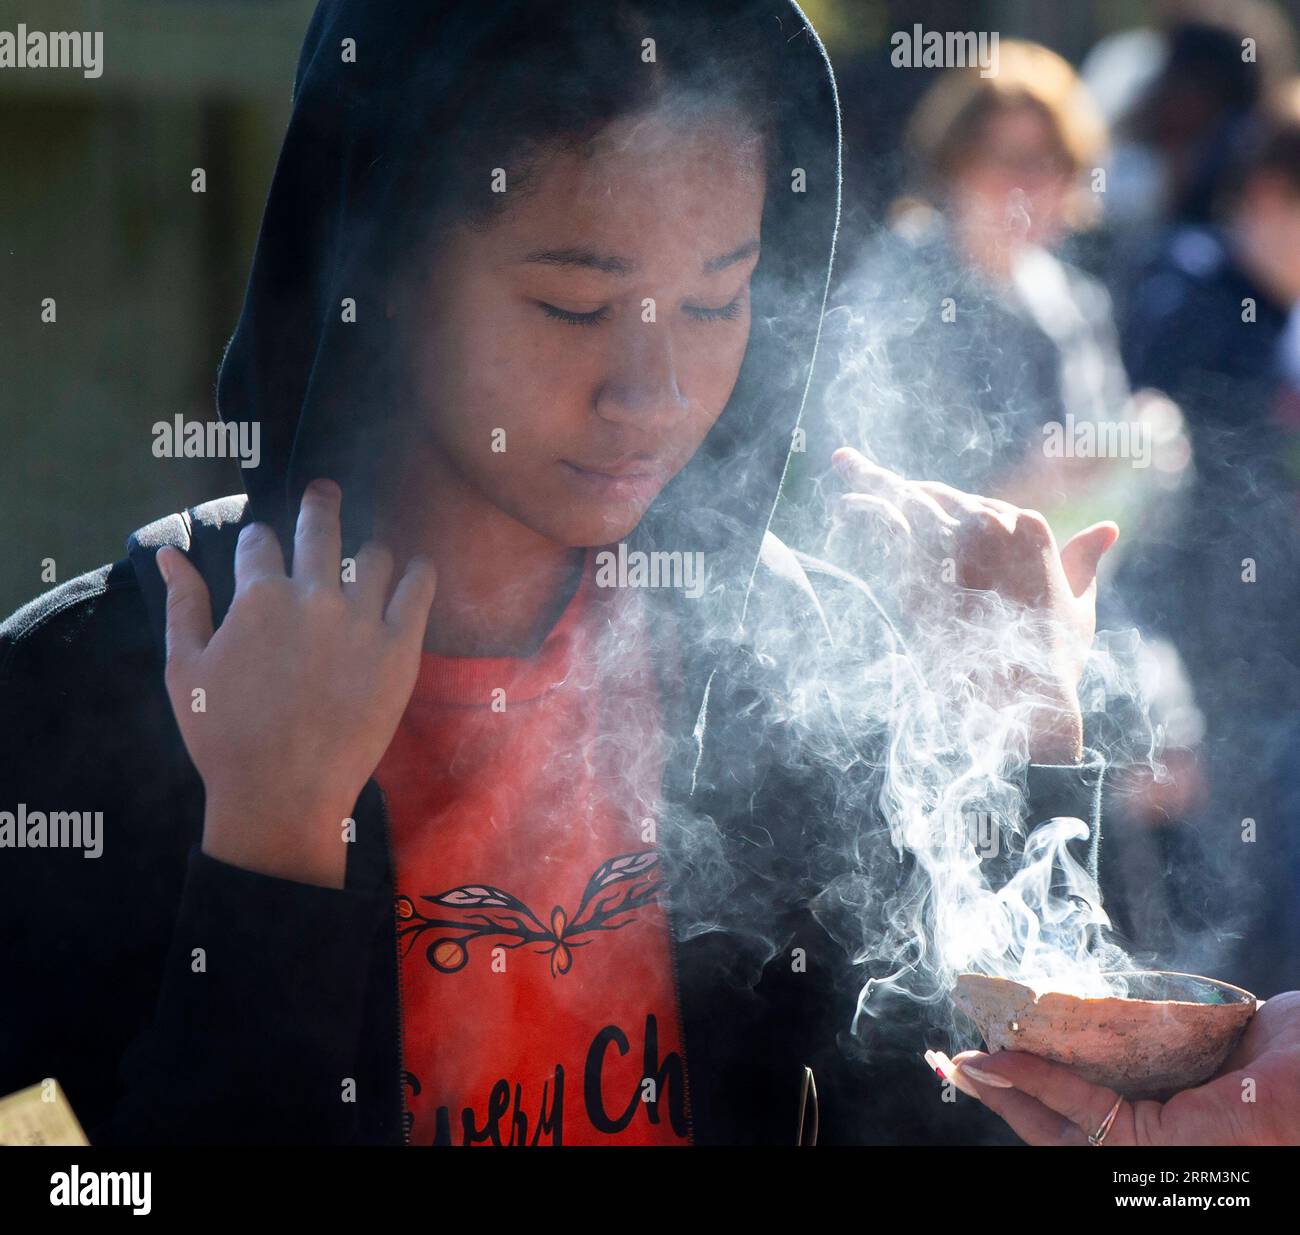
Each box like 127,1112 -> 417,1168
375,558 -> 692,1145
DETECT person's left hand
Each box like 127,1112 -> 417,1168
831,447 -> 1118,762
947,991 -> 1300,1145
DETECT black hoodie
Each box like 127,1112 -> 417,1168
0,0 -> 1104,1145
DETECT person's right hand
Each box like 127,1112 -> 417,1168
830,448 -> 1118,762
156,479 -> 437,889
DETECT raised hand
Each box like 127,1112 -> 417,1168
831,447 -> 1118,762
156,479 -> 437,889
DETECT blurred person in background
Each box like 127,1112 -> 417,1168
1087,0 -> 1296,319
1116,1 -> 1295,230
819,40 -> 1128,504
1123,80 -> 1300,446
1116,79 -> 1300,997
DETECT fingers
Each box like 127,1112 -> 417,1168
963,1080 -> 1090,1145
837,493 -> 912,539
384,555 -> 438,642
293,478 -> 344,589
1060,522 -> 1120,599
916,482 -> 1023,537
834,449 -> 1066,554
158,545 -> 214,667
952,1050 -> 1126,1145
918,484 -> 1064,558
833,447 -> 958,537
347,540 -> 396,618
832,446 -> 905,494
234,521 -> 287,592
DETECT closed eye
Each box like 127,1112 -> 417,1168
536,301 -> 610,327
684,294 -> 745,323
535,293 -> 746,327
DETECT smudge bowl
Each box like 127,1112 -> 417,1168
952,970 -> 1258,1099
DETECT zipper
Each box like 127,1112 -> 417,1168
796,1066 -> 819,1146
664,897 -> 698,1146
376,782 -> 411,1145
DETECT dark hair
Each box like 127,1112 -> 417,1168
388,0 -> 783,251
1217,82 -> 1300,209
240,0 -> 831,551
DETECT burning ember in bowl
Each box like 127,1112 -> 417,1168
952,971 -> 1258,1100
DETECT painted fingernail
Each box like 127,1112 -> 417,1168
924,1050 -> 981,1099
957,1063 -> 1015,1089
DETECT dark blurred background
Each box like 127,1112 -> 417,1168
1,0 -> 315,615
4,0 -> 1300,997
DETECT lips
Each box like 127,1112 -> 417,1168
563,456 -> 659,480
560,457 -> 664,502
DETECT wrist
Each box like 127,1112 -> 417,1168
1026,696 -> 1085,764
202,790 -> 353,889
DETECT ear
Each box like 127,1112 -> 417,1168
1060,522 -> 1119,598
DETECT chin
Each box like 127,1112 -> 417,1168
545,504 -> 649,550
570,515 -> 646,549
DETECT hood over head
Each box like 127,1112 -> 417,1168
216,0 -> 841,677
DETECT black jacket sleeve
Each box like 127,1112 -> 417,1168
102,846 -> 389,1145
1025,753 -> 1108,882
0,566 -> 394,1145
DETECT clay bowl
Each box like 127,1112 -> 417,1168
952,971 -> 1257,1100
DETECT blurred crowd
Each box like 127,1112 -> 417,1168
795,0 -> 1300,997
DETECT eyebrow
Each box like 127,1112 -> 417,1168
517,237 -> 761,277
520,247 -> 635,276
702,238 -> 762,274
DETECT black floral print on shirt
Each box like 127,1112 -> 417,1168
396,850 -> 661,978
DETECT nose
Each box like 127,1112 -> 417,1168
594,316 -> 689,428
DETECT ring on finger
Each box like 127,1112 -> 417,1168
1088,1095 -> 1123,1146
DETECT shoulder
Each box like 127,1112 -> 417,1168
0,554 -> 172,799
0,494 -> 248,696
0,558 -> 151,690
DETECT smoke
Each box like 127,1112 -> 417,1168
806,506 -> 1137,1025
711,260 -> 1182,1039
745,214 -> 1284,1053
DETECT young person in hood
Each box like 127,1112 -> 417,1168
6,0 -> 1294,1148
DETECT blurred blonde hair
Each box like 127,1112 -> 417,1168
903,40 -> 1109,230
